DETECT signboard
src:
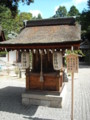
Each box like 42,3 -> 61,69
66,54 -> 78,73
21,52 -> 30,69
66,53 -> 79,120
53,52 -> 62,70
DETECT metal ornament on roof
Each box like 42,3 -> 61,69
53,52 -> 62,70
21,52 -> 30,69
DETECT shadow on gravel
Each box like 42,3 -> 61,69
24,116 -> 52,120
0,87 -> 42,119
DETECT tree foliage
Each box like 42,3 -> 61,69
68,6 -> 80,16
52,3 -> 89,42
53,6 -> 79,18
37,13 -> 42,19
18,12 -> 32,27
53,6 -> 67,18
0,0 -> 34,17
80,0 -> 90,41
32,13 -> 42,20
88,0 -> 90,9
0,5 -> 32,39
66,49 -> 84,56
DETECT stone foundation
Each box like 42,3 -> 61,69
22,84 -> 66,108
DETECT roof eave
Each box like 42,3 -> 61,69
0,40 -> 81,50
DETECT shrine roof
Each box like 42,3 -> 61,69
0,17 -> 81,45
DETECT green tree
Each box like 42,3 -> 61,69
32,13 -> 42,20
17,12 -> 32,28
80,0 -> 90,64
54,6 -> 67,18
0,0 -> 34,17
0,5 -> 32,39
80,10 -> 90,40
80,0 -> 90,41
68,6 -> 80,16
88,0 -> 90,9
0,5 -> 13,39
37,13 -> 42,19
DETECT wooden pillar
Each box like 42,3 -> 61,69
47,49 -> 50,62
16,50 -> 18,62
60,71 -> 63,87
40,50 -> 44,82
8,52 -> 9,62
56,76 -> 60,91
32,50 -> 35,71
26,68 -> 30,90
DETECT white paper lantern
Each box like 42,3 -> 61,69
21,52 -> 30,69
53,52 -> 62,70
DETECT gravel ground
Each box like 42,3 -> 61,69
0,65 -> 90,120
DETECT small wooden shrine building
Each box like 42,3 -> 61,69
0,17 -> 81,107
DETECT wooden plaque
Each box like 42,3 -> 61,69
66,54 -> 78,73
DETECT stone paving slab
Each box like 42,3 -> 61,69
0,65 -> 90,120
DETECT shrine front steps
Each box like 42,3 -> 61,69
22,84 -> 67,108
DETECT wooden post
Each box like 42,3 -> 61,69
16,50 -> 18,62
71,72 -> 74,120
66,53 -> 78,120
40,50 -> 44,82
26,68 -> 30,90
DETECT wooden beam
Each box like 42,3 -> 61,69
0,42 -> 80,50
